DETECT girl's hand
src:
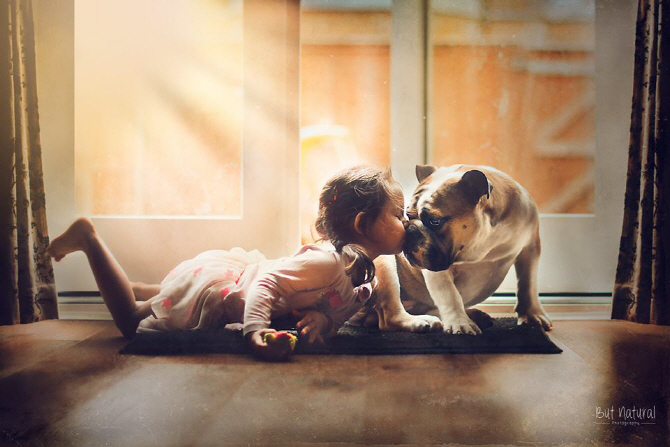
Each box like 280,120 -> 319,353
294,310 -> 331,344
246,329 -> 293,361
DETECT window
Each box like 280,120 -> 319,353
430,0 -> 595,214
41,0 -> 300,294
298,0 -> 619,296
38,0 -> 632,299
300,0 -> 391,242
75,0 -> 243,217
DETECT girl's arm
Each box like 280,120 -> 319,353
243,249 -> 341,337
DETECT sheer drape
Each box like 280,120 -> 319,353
612,0 -> 669,325
0,0 -> 58,324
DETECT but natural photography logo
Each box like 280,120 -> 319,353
595,405 -> 657,427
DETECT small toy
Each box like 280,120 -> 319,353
263,331 -> 298,358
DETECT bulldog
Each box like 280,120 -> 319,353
366,164 -> 552,335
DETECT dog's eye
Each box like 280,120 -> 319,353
426,216 -> 451,229
428,218 -> 442,228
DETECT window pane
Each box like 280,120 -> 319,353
75,0 -> 243,216
300,0 -> 391,243
430,0 -> 595,213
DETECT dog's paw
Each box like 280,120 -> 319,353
416,314 -> 443,332
381,313 -> 442,333
517,308 -> 553,331
401,314 -> 443,333
441,316 -> 482,335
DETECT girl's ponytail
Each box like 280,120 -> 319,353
340,243 -> 375,287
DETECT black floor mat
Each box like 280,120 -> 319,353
120,318 -> 562,355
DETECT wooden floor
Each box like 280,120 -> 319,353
0,320 -> 668,447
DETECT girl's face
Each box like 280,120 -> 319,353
365,186 -> 408,257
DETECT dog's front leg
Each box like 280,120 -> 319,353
514,233 -> 552,330
422,270 -> 482,335
373,256 -> 442,333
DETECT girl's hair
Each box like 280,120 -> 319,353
315,165 -> 399,286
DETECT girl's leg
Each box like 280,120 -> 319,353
131,282 -> 161,301
46,218 -> 153,338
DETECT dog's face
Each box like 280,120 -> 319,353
403,165 -> 492,271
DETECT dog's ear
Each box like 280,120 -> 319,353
415,165 -> 437,183
459,170 -> 493,204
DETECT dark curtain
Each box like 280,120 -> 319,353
0,0 -> 58,324
612,0 -> 669,325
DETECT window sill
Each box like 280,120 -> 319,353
58,295 -> 613,321
475,295 -> 612,320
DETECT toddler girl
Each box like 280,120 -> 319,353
46,166 -> 408,360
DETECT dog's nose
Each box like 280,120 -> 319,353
406,223 -> 420,236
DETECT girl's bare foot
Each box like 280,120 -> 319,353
46,217 -> 96,261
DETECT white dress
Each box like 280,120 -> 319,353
138,247 -> 266,332
137,245 -> 374,335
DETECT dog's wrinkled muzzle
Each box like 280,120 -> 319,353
424,246 -> 453,271
403,223 -> 423,253
403,222 -> 454,271
402,224 -> 424,267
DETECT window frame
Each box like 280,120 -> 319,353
389,0 -> 634,296
36,0 -> 635,316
